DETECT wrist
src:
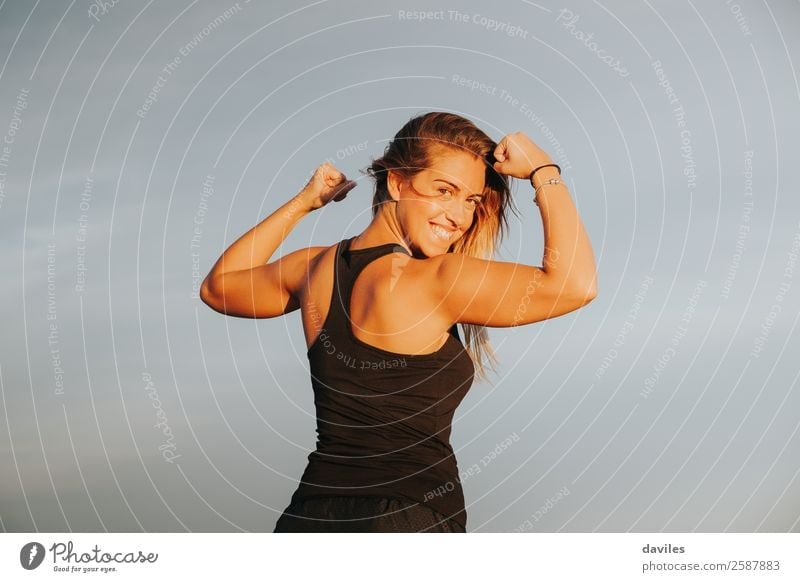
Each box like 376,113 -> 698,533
530,165 -> 561,187
290,190 -> 317,215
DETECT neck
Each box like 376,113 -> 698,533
351,204 -> 411,253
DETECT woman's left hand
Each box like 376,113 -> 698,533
492,132 -> 552,179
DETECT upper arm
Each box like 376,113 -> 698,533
200,246 -> 325,318
432,254 -> 597,327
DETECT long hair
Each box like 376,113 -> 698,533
362,111 -> 519,384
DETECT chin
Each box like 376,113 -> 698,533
406,239 -> 441,259
418,240 -> 456,259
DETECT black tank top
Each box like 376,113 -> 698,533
290,235 -> 475,529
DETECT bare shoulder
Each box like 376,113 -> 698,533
286,244 -> 332,294
292,244 -> 330,265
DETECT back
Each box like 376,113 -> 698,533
290,236 -> 475,529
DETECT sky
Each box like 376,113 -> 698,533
1,0 -> 799,534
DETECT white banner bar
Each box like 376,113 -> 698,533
2,533 -> 798,581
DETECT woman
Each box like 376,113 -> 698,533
200,112 -> 597,532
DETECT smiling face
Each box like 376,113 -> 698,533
387,147 -> 487,258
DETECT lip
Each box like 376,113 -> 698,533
428,222 -> 458,243
428,221 -> 457,233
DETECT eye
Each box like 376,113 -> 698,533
438,188 -> 453,198
468,197 -> 483,207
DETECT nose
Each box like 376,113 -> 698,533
443,197 -> 469,229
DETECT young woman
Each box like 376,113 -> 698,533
200,112 -> 597,532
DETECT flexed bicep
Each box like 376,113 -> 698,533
200,246 -> 323,318
433,254 -> 595,327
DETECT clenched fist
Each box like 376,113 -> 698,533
492,132 -> 553,179
298,162 -> 357,211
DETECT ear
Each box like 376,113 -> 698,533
386,169 -> 404,202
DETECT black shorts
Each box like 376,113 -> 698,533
273,495 -> 466,533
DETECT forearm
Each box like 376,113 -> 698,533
532,166 -> 597,294
205,192 -> 313,279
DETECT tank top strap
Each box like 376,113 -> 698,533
325,236 -> 411,334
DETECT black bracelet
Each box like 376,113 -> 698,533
528,163 -> 561,182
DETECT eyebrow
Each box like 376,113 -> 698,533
433,179 -> 484,197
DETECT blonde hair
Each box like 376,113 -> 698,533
362,112 -> 519,384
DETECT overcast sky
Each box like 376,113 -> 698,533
1,0 -> 799,533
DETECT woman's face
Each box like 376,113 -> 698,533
388,148 -> 486,258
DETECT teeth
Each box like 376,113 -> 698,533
430,224 -> 455,241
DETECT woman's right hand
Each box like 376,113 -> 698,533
297,162 -> 357,211
492,132 -> 553,179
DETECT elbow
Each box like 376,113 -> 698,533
199,276 -> 221,312
583,276 -> 598,302
566,277 -> 598,306
568,286 -> 597,306
581,269 -> 598,302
